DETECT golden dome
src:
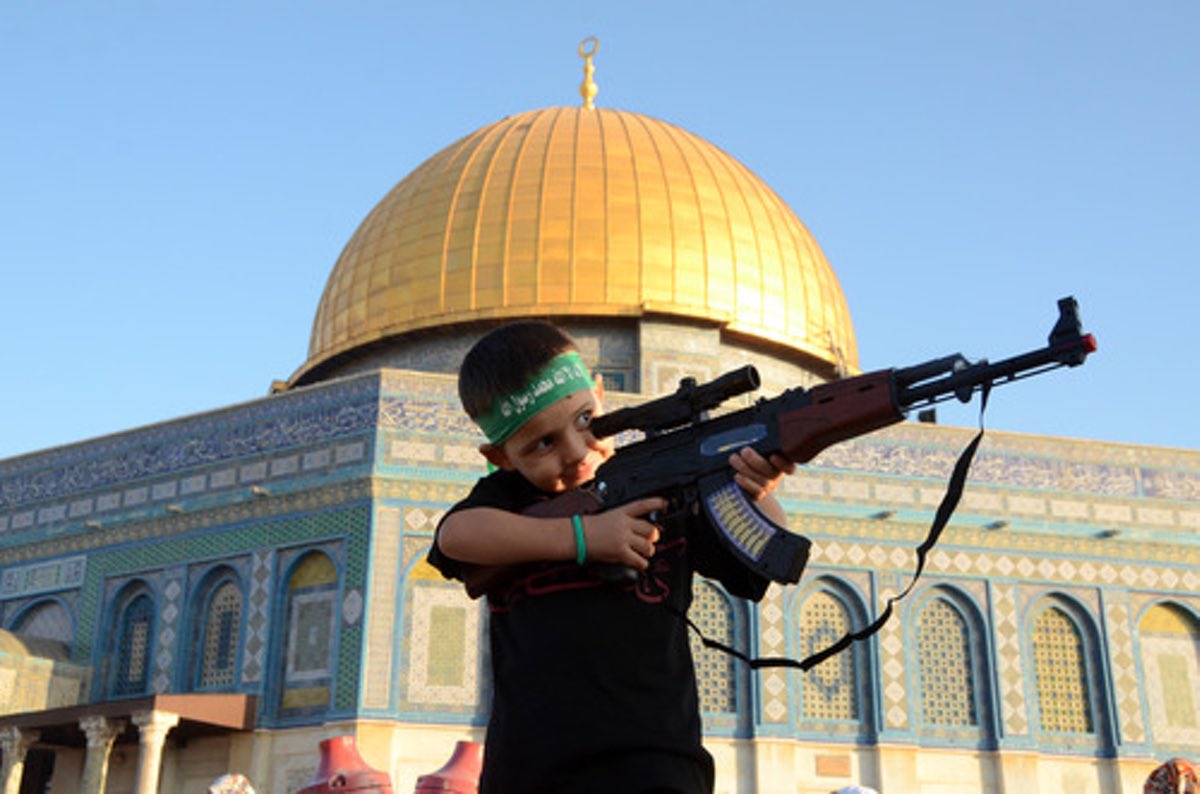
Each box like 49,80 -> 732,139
292,105 -> 858,385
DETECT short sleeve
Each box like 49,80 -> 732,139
426,469 -> 542,581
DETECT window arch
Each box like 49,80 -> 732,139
910,584 -> 999,749
109,584 -> 156,698
11,599 -> 74,650
1137,602 -> 1200,747
688,580 -> 736,715
916,596 -> 978,728
277,551 -> 339,717
1030,601 -> 1095,735
401,550 -> 486,714
190,570 -> 244,691
794,581 -> 872,734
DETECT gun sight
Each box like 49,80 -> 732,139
590,365 -> 761,439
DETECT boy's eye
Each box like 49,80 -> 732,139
575,410 -> 593,429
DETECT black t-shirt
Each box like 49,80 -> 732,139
428,469 -> 770,794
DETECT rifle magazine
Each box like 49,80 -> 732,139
698,473 -> 810,584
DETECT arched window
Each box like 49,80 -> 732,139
1032,605 -> 1094,734
196,578 -> 243,690
12,600 -> 74,649
1138,602 -> 1200,747
916,596 -> 978,728
278,551 -> 339,716
688,580 -> 736,714
798,589 -> 860,722
402,554 -> 483,712
111,589 -> 155,698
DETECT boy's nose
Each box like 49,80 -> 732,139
562,431 -> 588,465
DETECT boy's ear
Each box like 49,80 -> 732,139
593,373 -> 606,402
479,443 -> 512,470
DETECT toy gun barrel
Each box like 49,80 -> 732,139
895,296 -> 1097,409
590,364 -> 761,438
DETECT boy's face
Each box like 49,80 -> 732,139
481,380 -> 615,493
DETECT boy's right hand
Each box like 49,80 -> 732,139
583,497 -> 667,570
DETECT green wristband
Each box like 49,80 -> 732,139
571,515 -> 587,565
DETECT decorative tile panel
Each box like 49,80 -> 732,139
879,596 -> 908,729
0,375 -> 382,525
992,583 -> 1028,736
406,584 -> 480,706
363,507 -> 401,709
241,549 -> 273,684
0,556 -> 86,599
758,586 -> 788,723
1102,595 -> 1144,743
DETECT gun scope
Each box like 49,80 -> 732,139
591,365 -> 761,439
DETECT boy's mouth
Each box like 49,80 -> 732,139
564,462 -> 596,487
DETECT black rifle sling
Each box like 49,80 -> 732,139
678,384 -> 991,671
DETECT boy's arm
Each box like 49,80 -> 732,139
437,496 -> 668,571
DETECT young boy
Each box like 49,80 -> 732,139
429,320 -> 794,793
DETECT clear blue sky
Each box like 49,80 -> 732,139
2,2 -> 1197,461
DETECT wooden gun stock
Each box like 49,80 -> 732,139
776,370 -> 903,463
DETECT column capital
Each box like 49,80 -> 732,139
130,709 -> 180,735
79,715 -> 125,748
0,726 -> 38,756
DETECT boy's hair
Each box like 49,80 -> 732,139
458,321 -> 579,422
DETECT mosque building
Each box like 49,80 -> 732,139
0,41 -> 1197,794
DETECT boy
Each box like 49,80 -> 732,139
429,320 -> 794,793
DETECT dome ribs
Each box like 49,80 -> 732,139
625,112 -> 676,311
537,107 -> 574,306
498,112 -> 541,311
292,106 -> 859,385
507,109 -> 558,309
442,118 -> 509,318
469,114 -> 526,314
603,111 -> 643,307
657,119 -> 720,318
646,116 -> 706,311
572,107 -> 607,306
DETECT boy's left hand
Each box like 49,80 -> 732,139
729,447 -> 795,502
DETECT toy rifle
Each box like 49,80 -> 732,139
463,296 -> 1096,603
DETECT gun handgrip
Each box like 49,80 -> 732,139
592,563 -> 639,584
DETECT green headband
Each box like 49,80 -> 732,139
477,351 -> 594,445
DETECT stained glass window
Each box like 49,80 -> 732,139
688,581 -> 735,713
1033,606 -> 1094,733
199,580 -> 242,689
917,598 -> 978,727
112,593 -> 154,697
800,591 -> 858,721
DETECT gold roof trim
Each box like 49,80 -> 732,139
292,106 -> 858,385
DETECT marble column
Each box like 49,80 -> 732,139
79,716 -> 125,794
0,726 -> 39,794
130,710 -> 179,794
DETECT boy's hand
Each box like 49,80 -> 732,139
729,447 -> 795,502
583,496 -> 666,570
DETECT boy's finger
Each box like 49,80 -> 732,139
625,496 -> 667,515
